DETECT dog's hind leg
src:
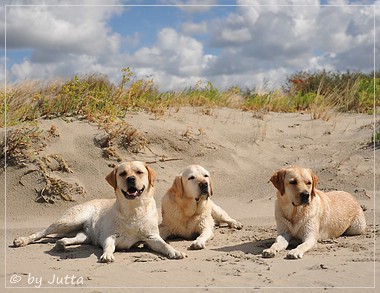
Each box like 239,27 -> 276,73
13,203 -> 94,247
211,202 -> 243,229
344,210 -> 366,236
13,228 -> 52,247
55,231 -> 90,251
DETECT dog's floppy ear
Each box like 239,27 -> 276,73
145,164 -> 156,187
310,170 -> 318,198
106,166 -> 118,190
209,175 -> 214,196
270,169 -> 286,195
169,175 -> 183,198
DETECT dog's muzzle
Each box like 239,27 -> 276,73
195,181 -> 210,202
293,191 -> 310,207
121,176 -> 145,199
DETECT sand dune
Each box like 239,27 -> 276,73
1,108 -> 378,291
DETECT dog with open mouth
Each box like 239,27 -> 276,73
159,165 -> 242,250
13,161 -> 186,262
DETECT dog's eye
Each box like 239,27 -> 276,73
306,181 -> 312,185
136,170 -> 144,175
119,171 -> 127,177
188,176 -> 195,180
204,174 -> 209,178
289,179 -> 297,185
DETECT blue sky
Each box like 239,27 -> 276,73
1,0 -> 378,91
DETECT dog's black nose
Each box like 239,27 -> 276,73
300,191 -> 310,203
199,181 -> 208,193
127,176 -> 136,185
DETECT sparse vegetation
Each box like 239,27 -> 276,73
37,176 -> 85,203
1,124 -> 45,167
1,124 -> 85,202
99,120 -> 149,160
1,68 -> 377,204
242,70 -> 378,115
1,69 -> 378,128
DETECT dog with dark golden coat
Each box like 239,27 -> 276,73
262,166 -> 366,259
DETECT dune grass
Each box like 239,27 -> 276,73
1,69 -> 378,128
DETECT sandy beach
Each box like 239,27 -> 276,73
1,107 -> 378,292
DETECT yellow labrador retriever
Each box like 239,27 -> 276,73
159,165 -> 242,250
13,161 -> 186,262
262,166 -> 366,259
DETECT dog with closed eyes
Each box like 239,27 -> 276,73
13,161 -> 186,262
159,164 -> 242,250
262,166 -> 366,259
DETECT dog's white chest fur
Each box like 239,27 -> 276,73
78,198 -> 158,249
275,199 -> 317,239
111,200 -> 160,249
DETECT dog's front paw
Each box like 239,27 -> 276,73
189,240 -> 205,250
100,252 -> 115,263
230,220 -> 243,230
286,248 -> 304,259
262,248 -> 276,258
168,249 -> 187,259
13,237 -> 29,247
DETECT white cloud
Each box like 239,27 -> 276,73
6,2 -> 124,82
127,27 -> 222,90
314,5 -> 374,70
206,1 -> 374,90
133,27 -> 209,77
181,21 -> 208,35
3,1 -> 376,91
6,5 -> 122,54
220,27 -> 251,44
